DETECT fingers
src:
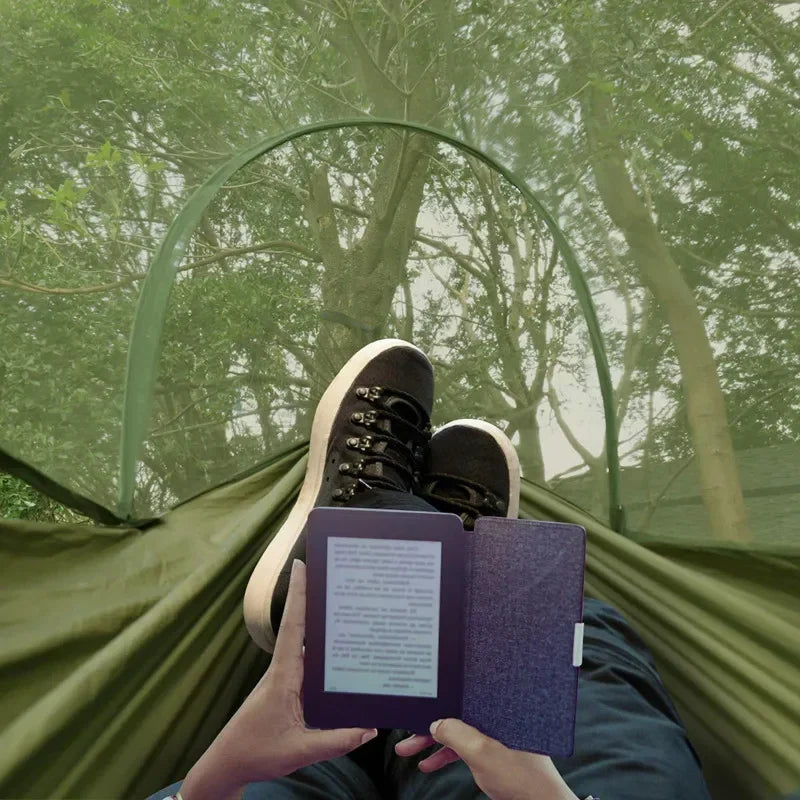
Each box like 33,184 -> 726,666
430,718 -> 504,766
395,733 -> 462,774
271,559 -> 306,671
418,745 -> 462,773
301,727 -> 378,766
394,733 -> 434,757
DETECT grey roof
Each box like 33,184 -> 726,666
551,443 -> 800,545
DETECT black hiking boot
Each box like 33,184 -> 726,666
417,419 -> 521,530
243,339 -> 433,653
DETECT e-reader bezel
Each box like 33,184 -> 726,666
303,506 -> 466,735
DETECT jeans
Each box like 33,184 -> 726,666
148,489 -> 712,800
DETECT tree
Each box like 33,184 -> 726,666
3,0 -> 798,543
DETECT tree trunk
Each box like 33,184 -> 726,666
304,131 -> 436,402
299,3 -> 445,401
582,86 -> 750,542
514,408 -> 546,483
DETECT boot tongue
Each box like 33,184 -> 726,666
361,396 -> 423,492
384,396 -> 424,431
431,476 -> 486,512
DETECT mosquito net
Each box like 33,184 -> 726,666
1,1 -> 798,798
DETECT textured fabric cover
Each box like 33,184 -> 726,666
1,447 -> 798,799
462,518 -> 585,756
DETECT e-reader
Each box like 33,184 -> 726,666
303,506 -> 466,736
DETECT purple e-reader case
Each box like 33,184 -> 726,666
303,506 -> 586,757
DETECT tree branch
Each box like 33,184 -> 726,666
546,370 -> 600,467
0,241 -> 320,295
704,52 -> 800,109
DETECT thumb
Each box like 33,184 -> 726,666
301,727 -> 378,763
429,720 -> 568,800
429,718 -> 504,766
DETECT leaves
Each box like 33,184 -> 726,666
0,474 -> 85,522
85,140 -> 122,172
1,0 -> 798,534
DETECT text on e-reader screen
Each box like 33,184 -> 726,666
324,537 -> 442,697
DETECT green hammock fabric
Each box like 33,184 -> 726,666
1,447 -> 798,799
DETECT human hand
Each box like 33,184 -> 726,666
180,559 -> 377,800
395,718 -> 579,800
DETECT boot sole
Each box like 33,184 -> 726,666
243,338 -> 430,653
433,418 -> 521,519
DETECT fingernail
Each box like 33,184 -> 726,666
430,719 -> 443,736
361,729 -> 378,744
293,558 -> 303,569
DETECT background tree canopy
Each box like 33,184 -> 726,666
1,0 -> 798,543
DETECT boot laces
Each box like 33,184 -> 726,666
331,386 -> 431,502
417,472 -> 506,528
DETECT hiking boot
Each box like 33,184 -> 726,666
243,339 -> 434,653
417,419 -> 520,529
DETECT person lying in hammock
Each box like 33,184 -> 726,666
147,340 -> 713,800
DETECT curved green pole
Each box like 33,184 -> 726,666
118,118 -> 624,529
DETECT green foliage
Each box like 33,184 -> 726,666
1,0 -> 798,535
0,473 -> 84,522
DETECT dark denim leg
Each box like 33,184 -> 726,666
345,487 -> 440,514
551,599 -> 712,800
144,755 -> 383,800
344,489 -> 713,800
344,489 -> 486,798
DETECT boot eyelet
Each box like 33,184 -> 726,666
339,463 -> 351,474
351,412 -> 364,423
355,387 -> 368,398
333,485 -> 356,501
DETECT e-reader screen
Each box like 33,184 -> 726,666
303,507 -> 465,735
324,536 -> 441,698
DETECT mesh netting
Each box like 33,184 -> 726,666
1,1 -> 797,541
